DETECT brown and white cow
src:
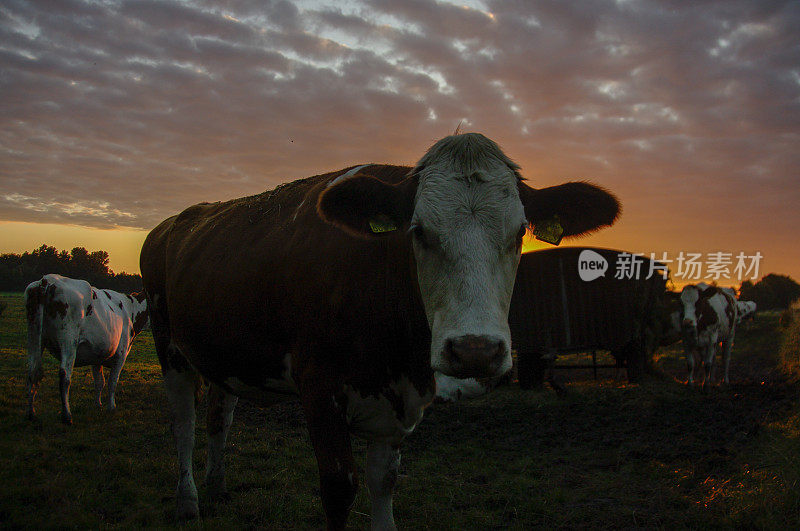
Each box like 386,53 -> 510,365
737,300 -> 757,322
25,274 -> 149,424
140,133 -> 620,529
679,283 -> 738,388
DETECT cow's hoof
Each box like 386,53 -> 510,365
26,410 -> 36,421
61,413 -> 73,425
176,497 -> 200,522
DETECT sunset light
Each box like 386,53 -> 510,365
1,1 -> 795,281
1,3 -> 799,528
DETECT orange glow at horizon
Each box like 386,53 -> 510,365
0,221 -> 148,275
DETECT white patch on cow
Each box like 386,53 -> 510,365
434,372 -> 492,402
326,164 -> 374,188
342,375 -> 433,444
366,441 -> 400,530
292,199 -> 306,222
680,285 -> 700,327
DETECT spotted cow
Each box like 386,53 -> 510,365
24,274 -> 149,424
737,300 -> 757,323
679,283 -> 738,388
140,133 -> 620,529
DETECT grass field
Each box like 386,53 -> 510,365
2,291 -> 800,529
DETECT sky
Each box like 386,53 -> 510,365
1,0 -> 798,286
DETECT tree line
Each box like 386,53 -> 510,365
1,244 -> 798,310
0,245 -> 143,293
739,274 -> 800,311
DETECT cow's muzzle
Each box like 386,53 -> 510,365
442,334 -> 507,379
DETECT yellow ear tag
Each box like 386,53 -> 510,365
533,215 -> 564,245
369,216 -> 398,233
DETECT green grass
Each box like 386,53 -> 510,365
1,291 -> 800,528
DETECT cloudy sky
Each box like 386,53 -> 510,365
1,0 -> 798,284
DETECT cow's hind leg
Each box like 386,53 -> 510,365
721,338 -> 733,385
106,353 -> 128,411
91,365 -> 105,407
26,347 -> 44,421
205,383 -> 238,501
58,341 -> 77,425
25,286 -> 44,420
701,345 -> 715,391
366,442 -> 400,531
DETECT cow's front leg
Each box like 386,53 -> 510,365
366,442 -> 400,531
300,385 -> 358,531
91,365 -> 105,407
685,349 -> 696,386
721,339 -> 733,385
701,345 -> 715,390
163,367 -> 201,521
205,383 -> 238,501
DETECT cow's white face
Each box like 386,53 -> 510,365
411,163 -> 525,378
679,285 -> 700,330
680,285 -> 701,347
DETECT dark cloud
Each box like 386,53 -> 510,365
0,0 -> 798,275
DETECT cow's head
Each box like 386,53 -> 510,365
318,133 -> 619,379
679,284 -> 702,347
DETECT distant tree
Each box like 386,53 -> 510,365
739,274 -> 800,310
0,245 -> 142,293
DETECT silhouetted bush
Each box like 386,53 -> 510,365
0,245 -> 142,293
739,274 -> 800,310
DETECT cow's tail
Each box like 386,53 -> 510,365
24,281 -> 45,417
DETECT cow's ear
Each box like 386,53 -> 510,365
518,181 -> 620,242
317,174 -> 417,238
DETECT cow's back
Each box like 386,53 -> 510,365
140,166 -> 431,391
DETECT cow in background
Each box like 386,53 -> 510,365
679,283 -> 738,388
737,300 -> 757,323
25,274 -> 149,424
